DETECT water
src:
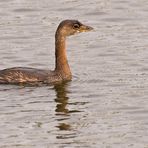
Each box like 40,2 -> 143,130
0,0 -> 148,147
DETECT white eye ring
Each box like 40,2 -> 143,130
73,24 -> 80,29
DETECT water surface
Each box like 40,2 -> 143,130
0,0 -> 148,147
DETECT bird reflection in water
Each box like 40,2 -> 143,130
54,82 -> 69,114
54,82 -> 71,131
53,82 -> 79,140
54,82 -> 79,132
53,82 -> 88,140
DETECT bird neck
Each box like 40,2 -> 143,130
55,32 -> 71,79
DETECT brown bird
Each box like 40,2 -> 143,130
0,20 -> 93,85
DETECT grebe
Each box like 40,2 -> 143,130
0,20 -> 93,85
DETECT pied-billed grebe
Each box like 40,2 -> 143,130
0,20 -> 93,85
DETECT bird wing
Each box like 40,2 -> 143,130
0,67 -> 51,84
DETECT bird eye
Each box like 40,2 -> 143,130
73,23 -> 80,29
